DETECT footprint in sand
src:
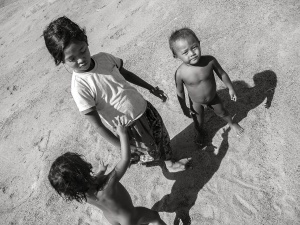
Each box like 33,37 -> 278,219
233,194 -> 258,216
77,217 -> 91,225
0,176 -> 35,213
190,204 -> 232,224
281,195 -> 299,220
84,205 -> 103,222
109,28 -> 125,40
231,134 -> 251,153
33,130 -> 51,153
45,192 -> 60,207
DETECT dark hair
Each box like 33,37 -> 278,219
169,27 -> 200,57
43,16 -> 88,66
48,152 -> 94,203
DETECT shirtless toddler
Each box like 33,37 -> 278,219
169,28 -> 244,146
48,116 -> 166,225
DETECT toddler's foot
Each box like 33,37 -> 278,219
231,123 -> 244,137
165,158 -> 192,172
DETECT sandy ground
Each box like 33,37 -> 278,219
1,0 -> 300,224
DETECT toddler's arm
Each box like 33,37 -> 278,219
111,116 -> 131,181
175,71 -> 191,117
212,57 -> 237,101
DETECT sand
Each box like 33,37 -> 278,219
1,0 -> 300,224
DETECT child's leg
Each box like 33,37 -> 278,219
143,101 -> 191,172
191,104 -> 205,132
211,98 -> 244,136
135,207 -> 166,225
190,99 -> 206,146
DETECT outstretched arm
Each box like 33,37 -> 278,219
175,71 -> 191,117
111,116 -> 131,181
212,57 -> 237,101
85,110 -> 121,148
119,67 -> 167,101
119,67 -> 154,91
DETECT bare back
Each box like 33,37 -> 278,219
176,55 -> 217,104
86,172 -> 136,224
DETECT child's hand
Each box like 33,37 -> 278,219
112,116 -> 131,136
98,158 -> 108,173
183,107 -> 195,118
150,86 -> 168,102
229,89 -> 237,101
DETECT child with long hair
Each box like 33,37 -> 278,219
48,117 -> 166,225
43,16 -> 191,172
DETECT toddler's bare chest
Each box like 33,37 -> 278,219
183,66 -> 213,85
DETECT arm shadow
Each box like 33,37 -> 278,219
219,70 -> 277,124
152,125 -> 230,225
205,69 -> 277,143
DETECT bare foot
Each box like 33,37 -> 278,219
231,123 -> 244,137
165,158 -> 192,172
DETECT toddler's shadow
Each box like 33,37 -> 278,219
152,70 -> 277,224
152,127 -> 230,225
204,69 -> 277,143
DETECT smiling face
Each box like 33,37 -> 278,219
63,39 -> 92,72
173,35 -> 201,65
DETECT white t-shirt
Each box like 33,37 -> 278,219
71,52 -> 147,127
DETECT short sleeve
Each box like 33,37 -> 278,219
71,81 -> 96,114
105,53 -> 123,69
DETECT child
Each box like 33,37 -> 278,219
43,16 -> 191,172
48,117 -> 166,225
169,28 -> 244,146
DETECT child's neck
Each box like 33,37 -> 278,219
86,183 -> 99,200
85,58 -> 95,72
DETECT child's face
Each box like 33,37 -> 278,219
173,36 -> 201,65
63,40 -> 92,72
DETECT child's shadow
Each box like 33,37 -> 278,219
204,70 -> 277,143
152,127 -> 230,225
152,70 -> 277,224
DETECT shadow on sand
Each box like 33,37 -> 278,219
152,70 -> 277,224
200,69 -> 277,143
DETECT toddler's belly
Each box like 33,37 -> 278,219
187,79 -> 216,104
188,88 -> 217,104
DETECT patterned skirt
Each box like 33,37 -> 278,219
127,101 -> 172,162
